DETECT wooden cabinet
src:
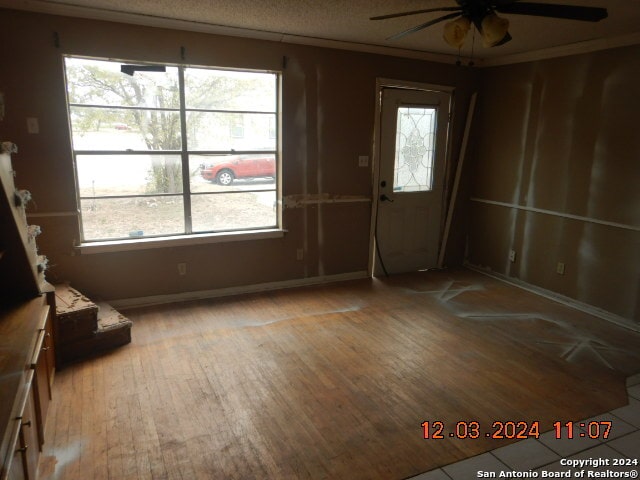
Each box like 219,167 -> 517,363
0,144 -> 55,479
6,372 -> 39,480
0,298 -> 55,480
43,312 -> 55,395
30,307 -> 54,452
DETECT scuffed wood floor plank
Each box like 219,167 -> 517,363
40,269 -> 640,480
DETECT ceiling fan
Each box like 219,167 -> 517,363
371,0 -> 608,49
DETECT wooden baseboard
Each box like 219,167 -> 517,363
109,271 -> 370,310
464,262 -> 640,332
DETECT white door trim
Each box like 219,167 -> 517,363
368,78 -> 455,276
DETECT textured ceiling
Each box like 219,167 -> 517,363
4,0 -> 640,64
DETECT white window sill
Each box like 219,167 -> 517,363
77,229 -> 286,254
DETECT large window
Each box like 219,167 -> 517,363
64,57 -> 279,242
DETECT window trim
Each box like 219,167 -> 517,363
63,55 -> 282,244
77,228 -> 286,254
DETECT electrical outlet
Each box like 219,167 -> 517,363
296,248 -> 304,261
177,263 -> 187,276
509,250 -> 516,262
556,262 -> 565,275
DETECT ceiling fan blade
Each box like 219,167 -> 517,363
371,7 -> 461,21
388,12 -> 463,40
490,0 -> 523,5
495,2 -> 607,21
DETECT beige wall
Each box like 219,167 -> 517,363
0,9 -> 475,301
467,46 -> 640,321
7,9 -> 635,320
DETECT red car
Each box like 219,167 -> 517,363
200,155 -> 276,185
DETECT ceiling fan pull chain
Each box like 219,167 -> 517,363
469,28 -> 476,67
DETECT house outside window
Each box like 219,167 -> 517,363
63,56 -> 280,242
230,115 -> 245,138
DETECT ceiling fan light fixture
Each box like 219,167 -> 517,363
443,16 -> 471,48
481,12 -> 510,47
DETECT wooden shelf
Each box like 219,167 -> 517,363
0,151 -> 41,299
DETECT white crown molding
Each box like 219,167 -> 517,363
2,1 -> 639,67
481,31 -> 640,67
277,33 -> 458,64
0,0 -> 459,65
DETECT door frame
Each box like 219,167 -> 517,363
368,78 -> 455,277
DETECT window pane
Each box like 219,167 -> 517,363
65,56 -> 281,242
190,154 -> 276,193
65,57 -> 180,109
187,112 -> 275,151
70,107 -> 181,151
191,192 -> 277,232
76,155 -> 183,197
393,107 -> 437,193
185,68 -> 276,112
80,196 -> 184,240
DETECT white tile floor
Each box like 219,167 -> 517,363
409,373 -> 640,480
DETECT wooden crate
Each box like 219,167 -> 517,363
54,284 -> 98,343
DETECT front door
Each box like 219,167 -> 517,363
374,87 -> 451,275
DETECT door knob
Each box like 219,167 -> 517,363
380,194 -> 394,202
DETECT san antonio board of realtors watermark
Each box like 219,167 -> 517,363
477,457 -> 638,478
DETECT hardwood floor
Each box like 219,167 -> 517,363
39,269 -> 640,480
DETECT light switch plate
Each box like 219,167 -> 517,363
27,117 -> 39,134
358,155 -> 369,167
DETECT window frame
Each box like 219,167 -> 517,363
63,55 -> 283,248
